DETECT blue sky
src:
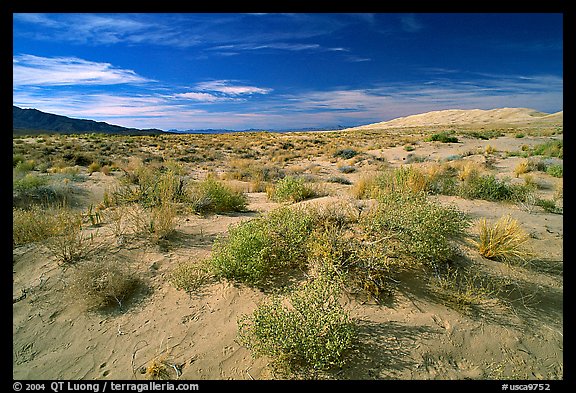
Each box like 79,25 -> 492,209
13,13 -> 563,131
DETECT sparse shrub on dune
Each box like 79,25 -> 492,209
187,177 -> 248,214
267,176 -> 320,203
425,131 -> 459,143
307,224 -> 399,299
238,276 -> 356,376
458,173 -> 534,203
362,190 -> 470,268
334,148 -> 360,159
210,206 -> 315,286
170,258 -> 213,293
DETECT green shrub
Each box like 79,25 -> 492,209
530,140 -> 562,158
458,173 -> 533,203
426,132 -> 459,143
334,148 -> 359,159
238,277 -> 356,376
113,165 -> 186,207
170,258 -> 213,293
210,207 -> 315,286
13,173 -> 69,208
545,164 -> 563,178
362,190 -> 469,268
45,209 -> 96,264
267,176 -> 318,203
374,166 -> 430,194
327,176 -> 352,185
188,178 -> 247,213
535,198 -> 562,214
308,224 -> 399,299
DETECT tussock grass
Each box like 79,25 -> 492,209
475,215 -> 531,264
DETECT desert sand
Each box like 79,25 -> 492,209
13,108 -> 563,381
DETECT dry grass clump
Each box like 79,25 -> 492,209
475,215 -> 531,264
144,357 -> 172,380
69,258 -> 144,311
13,206 -> 61,247
45,208 -> 97,264
170,258 -> 213,293
429,266 -> 501,314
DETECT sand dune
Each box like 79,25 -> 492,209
345,108 -> 563,131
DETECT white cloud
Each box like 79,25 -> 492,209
173,92 -> 232,102
13,54 -> 152,86
194,80 -> 272,96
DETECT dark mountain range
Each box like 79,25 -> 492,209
13,106 -> 167,136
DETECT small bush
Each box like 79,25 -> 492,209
170,259 -> 213,293
426,132 -> 458,143
267,176 -> 318,203
530,140 -> 562,158
374,166 -> 430,195
327,176 -> 352,185
513,160 -> 531,178
338,165 -> 356,174
362,190 -> 469,268
188,178 -> 247,214
458,173 -> 533,203
545,164 -> 563,178
475,215 -> 530,264
535,198 -> 562,214
238,277 -> 356,376
13,206 -> 60,247
351,175 -> 378,199
88,161 -> 101,174
334,148 -> 359,159
429,266 -> 499,313
308,225 -> 399,299
210,207 -> 315,286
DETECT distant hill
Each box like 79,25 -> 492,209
344,108 -> 563,131
13,106 -> 167,136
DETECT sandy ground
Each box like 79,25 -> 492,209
13,122 -> 563,381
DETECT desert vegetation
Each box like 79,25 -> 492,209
13,120 -> 563,380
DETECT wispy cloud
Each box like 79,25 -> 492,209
194,80 -> 272,96
13,54 -> 152,86
173,92 -> 233,103
399,14 -> 424,33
